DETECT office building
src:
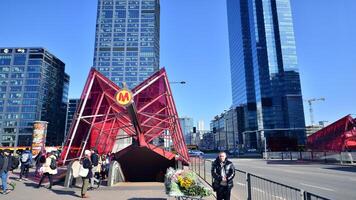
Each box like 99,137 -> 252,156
65,98 -> 80,136
93,0 -> 160,89
179,117 -> 194,145
0,47 -> 69,146
227,0 -> 306,149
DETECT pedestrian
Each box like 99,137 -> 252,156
100,154 -> 109,180
81,150 -> 92,198
90,148 -> 100,188
211,151 -> 235,200
35,150 -> 46,177
37,152 -> 57,189
7,151 -> 20,190
0,149 -> 13,195
19,148 -> 32,181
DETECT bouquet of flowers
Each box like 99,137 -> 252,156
165,167 -> 212,198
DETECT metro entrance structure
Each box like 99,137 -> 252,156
61,68 -> 189,181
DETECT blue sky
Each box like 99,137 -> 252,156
0,0 -> 355,129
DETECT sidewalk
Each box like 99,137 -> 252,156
2,172 -> 215,200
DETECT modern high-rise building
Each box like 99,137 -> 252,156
197,120 -> 205,132
179,117 -> 194,145
0,47 -> 69,147
65,98 -> 80,136
93,0 -> 160,89
227,0 -> 306,150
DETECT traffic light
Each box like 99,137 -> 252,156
213,127 -> 216,133
193,127 -> 196,133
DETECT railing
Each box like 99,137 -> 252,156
263,151 -> 356,165
189,157 -> 330,200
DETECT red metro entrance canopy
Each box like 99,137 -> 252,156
61,68 -> 189,165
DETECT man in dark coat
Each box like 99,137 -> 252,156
211,151 -> 235,200
0,149 -> 13,195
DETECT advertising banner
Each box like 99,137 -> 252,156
31,121 -> 48,156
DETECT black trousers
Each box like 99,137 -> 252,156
216,186 -> 231,200
38,172 -> 53,188
20,164 -> 30,179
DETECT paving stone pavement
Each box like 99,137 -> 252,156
1,172 -> 215,200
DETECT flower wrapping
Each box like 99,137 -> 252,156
165,167 -> 212,198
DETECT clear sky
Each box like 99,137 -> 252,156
0,0 -> 355,129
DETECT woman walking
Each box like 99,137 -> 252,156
37,152 -> 57,189
81,150 -> 92,198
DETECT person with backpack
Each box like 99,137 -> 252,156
19,148 -> 32,181
89,148 -> 101,189
34,150 -> 46,177
81,150 -> 92,198
37,152 -> 57,189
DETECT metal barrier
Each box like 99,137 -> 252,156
189,157 -> 330,200
263,151 -> 355,165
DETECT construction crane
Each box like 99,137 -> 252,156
307,98 -> 325,126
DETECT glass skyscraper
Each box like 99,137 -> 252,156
93,0 -> 160,89
0,47 -> 69,147
179,117 -> 194,145
227,0 -> 306,149
65,98 -> 80,136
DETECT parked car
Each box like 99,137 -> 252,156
188,150 -> 204,157
246,148 -> 258,153
228,149 -> 244,155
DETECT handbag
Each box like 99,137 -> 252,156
79,164 -> 89,177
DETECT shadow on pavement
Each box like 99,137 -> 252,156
24,182 -> 39,188
128,199 -> 167,200
324,166 -> 356,173
51,189 -> 80,198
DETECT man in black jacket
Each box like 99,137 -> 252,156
90,148 -> 100,189
0,149 -> 13,195
211,151 -> 235,200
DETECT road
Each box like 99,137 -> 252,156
202,154 -> 356,200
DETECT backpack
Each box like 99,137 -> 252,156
50,158 -> 57,170
21,153 -> 30,163
11,156 -> 20,170
91,153 -> 99,166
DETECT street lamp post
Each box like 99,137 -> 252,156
169,81 -> 186,85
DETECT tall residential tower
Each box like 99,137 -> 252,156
93,0 -> 160,89
227,0 -> 306,149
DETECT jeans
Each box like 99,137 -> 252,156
1,171 -> 8,192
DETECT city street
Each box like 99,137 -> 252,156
204,154 -> 356,200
